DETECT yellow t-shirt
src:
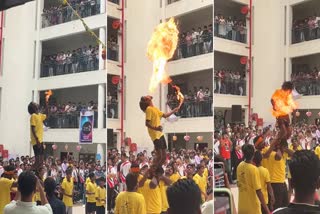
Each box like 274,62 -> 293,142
258,166 -> 270,205
137,174 -> 145,195
169,173 -> 180,184
159,180 -> 169,212
315,146 -> 320,159
86,181 -> 97,203
269,151 -> 287,183
261,147 -> 271,174
237,162 -> 261,214
145,106 -> 164,141
30,113 -> 46,145
203,168 -> 209,179
114,191 -> 146,214
95,186 -> 106,207
141,179 -> 162,214
287,144 -> 302,160
0,178 -> 14,214
61,177 -> 74,207
193,173 -> 207,202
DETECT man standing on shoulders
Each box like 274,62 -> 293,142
273,150 -> 320,213
237,144 -> 270,214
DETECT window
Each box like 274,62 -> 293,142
284,58 -> 287,81
284,6 -> 287,45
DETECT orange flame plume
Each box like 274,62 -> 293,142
45,90 -> 53,103
172,84 -> 184,108
147,18 -> 179,93
271,89 -> 298,117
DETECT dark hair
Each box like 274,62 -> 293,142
126,173 -> 138,191
28,102 -> 37,115
242,144 -> 255,161
139,96 -> 150,112
18,171 -> 37,197
89,172 -> 95,179
66,167 -> 72,175
289,150 -> 320,196
281,81 -> 294,91
253,150 -> 262,166
44,177 -> 56,196
167,179 -> 201,214
155,166 -> 164,175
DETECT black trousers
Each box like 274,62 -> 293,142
107,186 -> 116,211
271,183 -> 289,210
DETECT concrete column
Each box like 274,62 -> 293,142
96,143 -> 104,164
99,27 -> 106,70
98,84 -> 105,129
33,90 -> 40,103
100,0 -> 106,14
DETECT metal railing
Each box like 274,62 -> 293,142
40,55 -> 99,77
172,36 -> 213,60
292,25 -> 320,44
41,0 -> 101,28
167,0 -> 180,5
107,43 -> 119,61
214,78 -> 247,96
108,0 -> 119,4
292,78 -> 320,96
107,101 -> 119,119
46,111 -> 98,128
214,22 -> 247,44
167,99 -> 213,118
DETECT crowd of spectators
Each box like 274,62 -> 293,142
214,69 -> 247,96
291,64 -> 320,96
167,86 -> 213,118
214,122 -> 320,212
292,16 -> 320,44
41,101 -> 99,128
173,24 -> 213,60
42,0 -> 101,28
107,147 -> 213,214
107,92 -> 118,119
107,36 -> 119,62
0,154 -> 106,213
41,46 -> 99,78
214,14 -> 247,43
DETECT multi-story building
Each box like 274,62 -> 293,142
0,0 -> 214,161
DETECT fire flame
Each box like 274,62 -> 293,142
271,89 -> 297,117
147,18 -> 179,92
172,85 -> 184,108
45,90 -> 53,103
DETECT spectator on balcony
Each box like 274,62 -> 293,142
197,27 -> 204,55
65,51 -> 72,74
180,32 -> 187,58
208,24 -> 213,52
71,50 -> 78,73
203,26 -> 211,54
197,87 -> 205,116
185,31 -> 193,57
191,28 -> 198,57
226,16 -> 233,40
87,45 -> 95,71
218,15 -> 227,38
214,15 -> 219,37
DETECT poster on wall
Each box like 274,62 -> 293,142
79,111 -> 94,144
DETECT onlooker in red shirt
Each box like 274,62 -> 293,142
219,132 -> 232,183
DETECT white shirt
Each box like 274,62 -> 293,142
4,200 -> 53,214
120,160 -> 131,178
201,200 -> 213,214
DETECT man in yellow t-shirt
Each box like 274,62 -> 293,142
61,168 -> 74,214
237,144 -> 270,214
193,165 -> 207,203
28,102 -> 47,169
166,164 -> 180,184
253,151 -> 275,213
95,177 -> 106,214
0,166 -> 17,214
86,173 -> 97,214
114,173 -> 146,214
139,96 -> 178,169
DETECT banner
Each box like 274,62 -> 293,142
79,111 -> 94,144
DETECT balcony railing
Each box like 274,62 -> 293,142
214,22 -> 247,44
107,43 -> 119,61
167,0 -> 180,5
292,25 -> 320,44
108,0 -> 119,4
46,111 -> 98,129
41,0 -> 101,28
107,101 -> 118,119
214,78 -> 247,96
172,36 -> 213,60
40,55 -> 99,77
292,78 -> 320,96
167,99 -> 213,118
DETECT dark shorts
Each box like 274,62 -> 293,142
33,144 -> 44,156
96,206 -> 105,214
271,183 -> 289,210
153,135 -> 167,150
276,115 -> 290,127
86,202 -> 96,213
